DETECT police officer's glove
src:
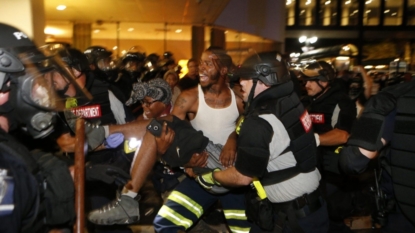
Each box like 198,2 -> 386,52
85,164 -> 131,187
104,133 -> 124,149
195,168 -> 221,190
63,110 -> 105,150
195,167 -> 230,194
323,147 -> 342,174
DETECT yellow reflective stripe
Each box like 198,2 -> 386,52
167,191 -> 203,218
228,226 -> 251,233
158,205 -> 193,229
223,209 -> 247,220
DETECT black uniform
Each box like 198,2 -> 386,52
302,83 -> 356,173
302,82 -> 364,230
0,129 -> 75,233
58,74 -> 134,233
340,80 -> 415,232
236,81 -> 328,233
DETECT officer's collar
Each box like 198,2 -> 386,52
248,80 -> 294,111
311,83 -> 341,102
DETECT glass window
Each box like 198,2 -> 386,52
363,0 -> 380,25
341,0 -> 359,26
286,0 -> 296,26
408,0 -> 415,25
384,0 -> 403,25
319,0 -> 338,25
299,0 -> 316,25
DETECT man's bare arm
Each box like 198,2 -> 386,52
172,88 -> 198,120
213,166 -> 253,187
318,128 -> 349,146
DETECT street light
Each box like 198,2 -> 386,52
299,36 -> 318,52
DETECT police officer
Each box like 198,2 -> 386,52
115,51 -> 146,115
53,48 -> 134,153
195,51 -> 329,232
300,61 -> 356,169
300,61 -> 359,231
84,46 -> 119,83
141,53 -> 164,82
53,48 -> 135,233
0,23 -> 89,233
339,79 -> 415,232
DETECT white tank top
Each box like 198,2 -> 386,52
190,85 -> 239,145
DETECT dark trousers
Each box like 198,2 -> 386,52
153,177 -> 254,233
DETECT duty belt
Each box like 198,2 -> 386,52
273,189 -> 321,218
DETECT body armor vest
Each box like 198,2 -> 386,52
247,81 -> 317,185
73,77 -> 117,126
389,86 -> 415,225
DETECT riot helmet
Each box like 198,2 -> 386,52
84,46 -> 112,65
163,51 -> 173,60
0,23 -> 91,138
84,46 -> 118,82
301,61 -> 336,82
121,52 -> 145,78
235,51 -> 291,86
58,48 -> 90,74
145,53 -> 160,72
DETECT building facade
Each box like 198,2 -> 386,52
285,0 -> 415,70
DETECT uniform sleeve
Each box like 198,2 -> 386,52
108,90 -> 127,124
335,94 -> 357,133
235,116 -> 273,177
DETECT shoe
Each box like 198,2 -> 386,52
88,195 -> 140,225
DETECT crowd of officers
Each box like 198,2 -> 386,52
2,22 -> 415,233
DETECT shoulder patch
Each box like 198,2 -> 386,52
309,113 -> 325,124
71,104 -> 102,118
300,110 -> 313,133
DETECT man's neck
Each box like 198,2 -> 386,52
203,79 -> 227,96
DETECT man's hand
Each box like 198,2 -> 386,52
195,168 -> 221,190
183,151 -> 208,168
220,133 -> 237,167
154,121 -> 175,155
184,167 -> 196,178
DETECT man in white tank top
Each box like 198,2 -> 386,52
154,48 -> 255,233
171,48 -> 244,167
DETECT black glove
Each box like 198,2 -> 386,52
85,164 -> 131,186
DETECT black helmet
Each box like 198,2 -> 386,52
301,61 -> 336,82
0,23 -> 46,76
84,46 -> 112,65
122,52 -> 145,64
0,23 -> 91,138
235,51 -> 291,86
145,53 -> 160,71
58,48 -> 90,73
121,52 -> 145,78
163,51 -> 173,60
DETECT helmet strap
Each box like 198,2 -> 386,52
311,80 -> 329,99
244,79 -> 258,114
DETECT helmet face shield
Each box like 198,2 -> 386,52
125,60 -> 140,72
16,47 -> 92,109
97,57 -> 117,71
